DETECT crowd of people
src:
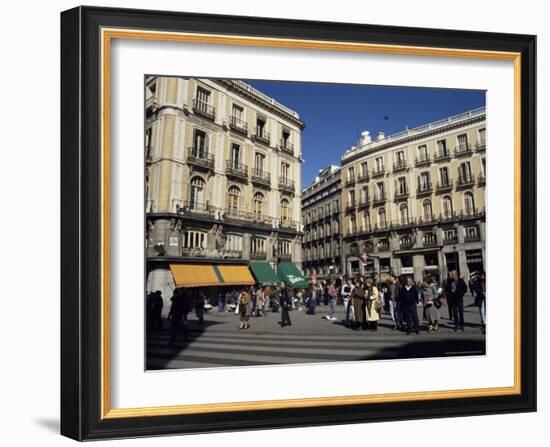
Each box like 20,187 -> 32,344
146,269 -> 486,343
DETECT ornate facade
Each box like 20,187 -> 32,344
145,77 -> 304,304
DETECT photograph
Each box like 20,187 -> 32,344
144,76 -> 487,370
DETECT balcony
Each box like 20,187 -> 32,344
187,148 -> 215,171
250,251 -> 267,260
464,232 -> 481,243
175,200 -> 216,218
251,168 -> 271,188
345,176 -> 356,187
440,212 -> 457,223
417,215 -> 438,225
476,140 -> 486,152
371,166 -> 386,178
415,155 -> 432,167
392,218 -> 416,229
280,139 -> 294,155
357,171 -> 370,183
456,175 -> 475,188
393,159 -> 409,172
478,173 -> 486,186
416,182 -> 433,196
399,238 -> 414,249
192,98 -> 215,121
434,151 -> 451,162
229,115 -> 248,135
435,180 -> 454,193
224,208 -> 272,226
279,177 -> 295,194
454,143 -> 473,157
423,236 -> 439,247
394,189 -> 409,202
443,235 -> 459,245
254,130 -> 271,146
280,218 -> 300,231
372,193 -> 386,205
357,198 -> 370,209
377,240 -> 390,252
345,200 -> 356,212
225,160 -> 249,181
279,253 -> 292,261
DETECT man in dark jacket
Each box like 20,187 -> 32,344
445,270 -> 468,331
277,281 -> 292,327
399,276 -> 420,334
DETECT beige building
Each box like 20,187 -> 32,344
339,107 -> 486,282
145,77 -> 305,307
301,166 -> 343,280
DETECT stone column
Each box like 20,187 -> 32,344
412,254 -> 425,283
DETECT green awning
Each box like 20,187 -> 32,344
277,262 -> 310,288
249,261 -> 279,286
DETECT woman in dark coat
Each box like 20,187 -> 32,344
277,281 -> 292,327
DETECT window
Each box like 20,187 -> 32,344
280,198 -> 290,224
418,144 -> 428,160
375,156 -> 384,171
278,240 -> 291,256
440,166 -> 450,185
363,211 -> 371,230
196,86 -> 211,105
227,185 -> 241,212
444,229 -> 457,241
360,162 -> 368,177
399,203 -> 409,224
478,128 -> 486,145
457,133 -> 469,150
189,176 -> 206,210
459,161 -> 472,182
378,207 -> 386,227
281,162 -> 290,181
225,234 -> 243,252
145,127 -> 153,160
397,177 -> 407,195
442,195 -> 453,218
422,199 -> 433,221
192,129 -> 208,158
253,192 -> 265,216
282,129 -> 291,148
465,226 -> 480,241
437,139 -> 448,156
463,191 -> 475,215
230,143 -> 241,168
348,166 -> 355,182
481,158 -> 486,176
256,116 -> 267,137
419,172 -> 431,190
183,230 -> 206,249
349,214 -> 357,234
348,189 -> 355,205
423,231 -> 436,246
232,103 -> 243,120
254,152 -> 265,173
376,182 -> 385,198
396,150 -> 406,164
361,186 -> 369,202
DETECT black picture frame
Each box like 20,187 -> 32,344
61,5 -> 537,441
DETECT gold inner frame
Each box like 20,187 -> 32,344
100,27 -> 522,419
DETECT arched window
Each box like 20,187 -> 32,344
227,185 -> 241,214
422,199 -> 433,221
253,192 -> 265,216
378,207 -> 386,228
189,176 -> 206,210
442,195 -> 453,219
363,211 -> 371,231
349,214 -> 357,234
463,191 -> 475,215
399,203 -> 409,224
280,198 -> 290,225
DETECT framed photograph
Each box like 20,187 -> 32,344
60,6 -> 536,441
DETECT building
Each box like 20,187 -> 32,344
145,77 -> 305,312
339,107 -> 486,283
301,165 -> 343,280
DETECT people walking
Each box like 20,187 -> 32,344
255,286 -> 264,317
364,278 -> 380,331
341,278 -> 355,326
147,290 -> 164,331
351,278 -> 366,330
238,289 -> 251,330
445,270 -> 468,331
420,278 -> 440,332
388,274 -> 402,330
470,272 -> 486,333
442,272 -> 454,322
168,288 -> 192,344
277,281 -> 292,327
305,284 -> 320,315
326,280 -> 338,321
195,289 -> 205,325
399,276 -> 420,335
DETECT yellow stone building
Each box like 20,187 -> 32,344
145,77 -> 305,308
339,108 -> 486,282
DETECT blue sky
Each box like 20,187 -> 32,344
245,80 -> 486,187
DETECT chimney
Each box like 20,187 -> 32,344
377,131 -> 385,141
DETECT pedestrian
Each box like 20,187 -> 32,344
255,286 -> 264,317
399,276 -> 420,335
195,288 -> 205,325
263,286 -> 272,314
351,278 -> 366,330
305,283 -> 319,315
147,290 -> 164,331
442,272 -> 454,322
238,288 -> 251,330
217,288 -> 225,313
388,274 -> 402,330
364,278 -> 380,331
445,270 -> 468,331
420,277 -> 440,332
341,278 -> 355,326
277,281 -> 292,327
168,288 -> 192,344
326,280 -> 338,321
470,271 -> 486,333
